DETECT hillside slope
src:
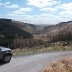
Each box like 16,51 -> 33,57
44,21 -> 72,42
0,19 -> 33,47
11,21 -> 47,34
42,21 -> 71,34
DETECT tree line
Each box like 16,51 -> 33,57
47,24 -> 72,42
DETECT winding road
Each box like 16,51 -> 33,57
0,51 -> 72,72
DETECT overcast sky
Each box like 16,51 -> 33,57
0,0 -> 72,24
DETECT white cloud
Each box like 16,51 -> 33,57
13,7 -> 32,14
0,2 -> 2,5
6,0 -> 72,24
7,12 -> 61,24
0,2 -> 19,8
58,2 -> 72,16
4,2 -> 11,5
6,4 -> 19,8
0,2 -> 11,6
40,7 -> 57,12
59,10 -> 72,15
8,10 -> 72,25
59,3 -> 72,10
27,0 -> 57,8
8,7 -> 32,16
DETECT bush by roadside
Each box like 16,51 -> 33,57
41,58 -> 72,72
12,45 -> 72,56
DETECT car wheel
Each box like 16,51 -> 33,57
3,55 -> 11,63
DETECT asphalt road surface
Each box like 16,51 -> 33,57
0,51 -> 72,72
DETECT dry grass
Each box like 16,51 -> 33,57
41,58 -> 72,72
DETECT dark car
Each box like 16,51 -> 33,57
0,46 -> 12,63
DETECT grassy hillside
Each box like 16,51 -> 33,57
42,21 -> 69,34
34,21 -> 72,42
0,19 -> 33,48
9,20 -> 47,34
46,22 -> 72,42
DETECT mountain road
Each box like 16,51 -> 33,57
0,51 -> 72,72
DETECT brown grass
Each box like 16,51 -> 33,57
41,58 -> 72,72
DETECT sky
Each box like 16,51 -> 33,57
0,0 -> 72,25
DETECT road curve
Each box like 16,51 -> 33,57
0,51 -> 72,72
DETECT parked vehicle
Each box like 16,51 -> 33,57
0,46 -> 12,63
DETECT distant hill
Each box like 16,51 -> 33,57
33,21 -> 72,42
0,18 -> 33,47
10,21 -> 47,34
41,21 -> 72,34
42,21 -> 72,42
